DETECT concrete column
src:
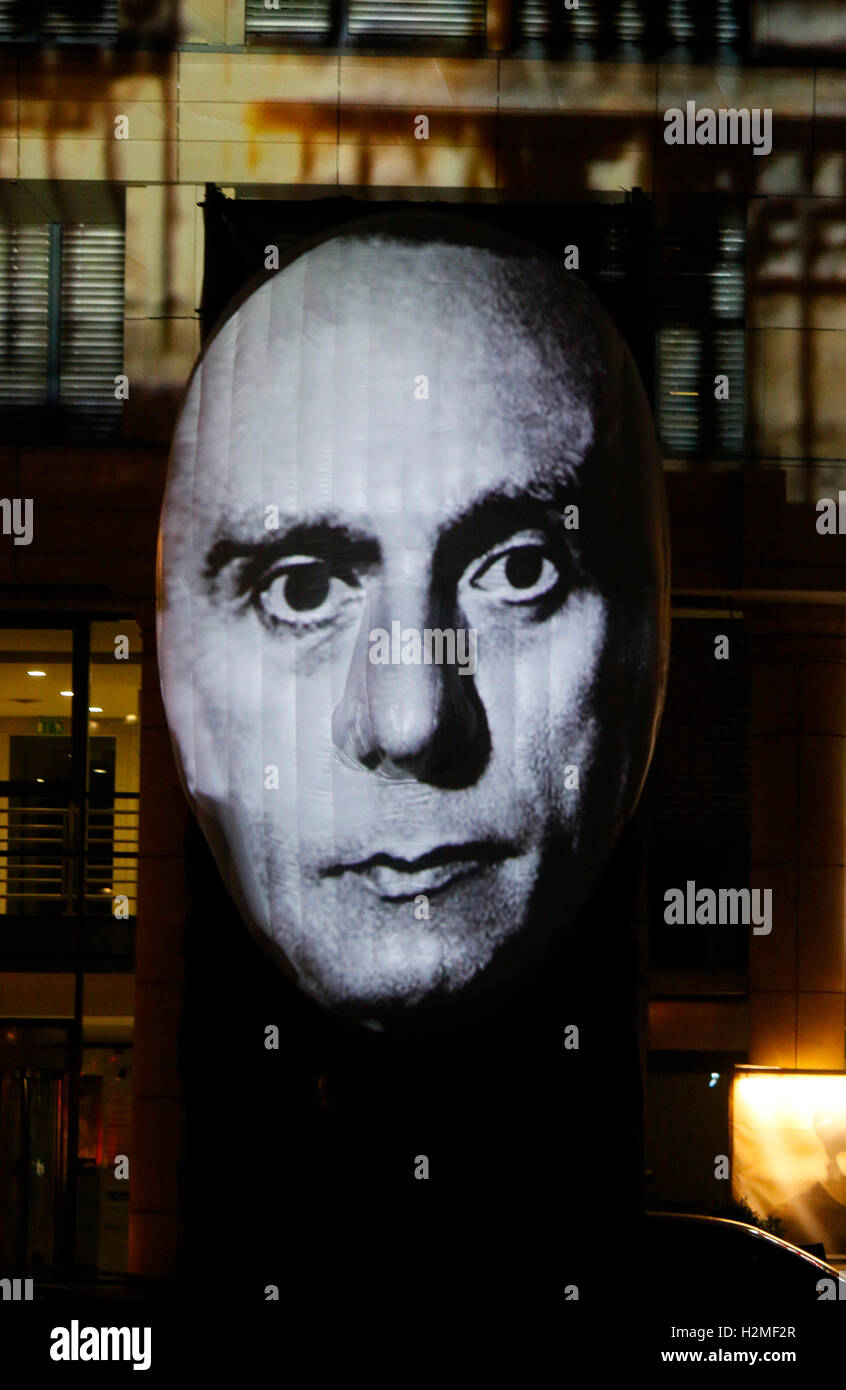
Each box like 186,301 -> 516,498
748,603 -> 846,1069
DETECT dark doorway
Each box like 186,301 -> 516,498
0,1024 -> 69,1274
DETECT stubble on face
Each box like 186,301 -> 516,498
159,231 -> 662,1024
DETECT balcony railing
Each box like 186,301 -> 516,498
0,793 -> 138,917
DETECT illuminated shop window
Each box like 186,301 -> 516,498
0,223 -> 125,440
0,619 -> 141,923
658,219 -> 746,460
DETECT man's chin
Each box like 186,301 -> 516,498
285,918 -> 551,1032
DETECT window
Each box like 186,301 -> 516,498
0,617 -> 140,1278
0,222 -> 124,440
657,215 -> 746,460
646,613 -> 750,973
246,0 -> 487,46
0,618 -> 141,928
516,0 -> 747,56
0,0 -> 118,44
246,0 -> 747,54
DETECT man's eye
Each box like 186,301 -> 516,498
253,558 -> 357,627
467,542 -> 561,604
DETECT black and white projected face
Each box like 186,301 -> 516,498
157,217 -> 670,1028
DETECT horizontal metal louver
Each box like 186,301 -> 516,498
646,615 -> 750,971
245,0 -> 333,36
658,328 -> 745,455
0,225 -> 50,413
0,0 -> 29,38
0,0 -> 118,42
666,0 -> 740,44
518,0 -> 741,47
247,0 -> 486,39
60,225 -> 125,439
347,0 -> 485,38
0,221 -> 123,438
650,617 -> 749,830
519,0 -> 643,43
662,227 -> 745,320
658,223 -> 746,458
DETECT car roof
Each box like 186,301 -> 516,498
646,1210 -> 842,1274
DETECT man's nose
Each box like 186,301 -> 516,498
331,584 -> 486,785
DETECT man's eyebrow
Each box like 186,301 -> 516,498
203,519 -> 381,585
433,480 -> 581,571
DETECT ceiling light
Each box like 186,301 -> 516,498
125,714 -> 137,723
27,670 -> 46,677
60,690 -> 73,697
89,706 -> 103,713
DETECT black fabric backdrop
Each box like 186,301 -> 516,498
178,814 -> 646,1318
198,185 -> 657,407
178,191 -> 651,1325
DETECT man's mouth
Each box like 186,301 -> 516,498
323,841 -> 515,902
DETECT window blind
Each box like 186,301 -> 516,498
59,225 -> 125,439
0,223 -> 124,439
646,615 -> 750,971
517,0 -> 744,51
658,223 -> 746,459
246,0 -> 486,40
347,0 -> 485,39
245,0 -> 333,38
0,0 -> 118,42
0,225 -> 51,416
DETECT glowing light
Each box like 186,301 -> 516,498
27,670 -> 46,677
732,1071 -> 846,1251
709,1072 -> 720,1088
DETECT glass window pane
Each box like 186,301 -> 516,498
87,621 -> 141,917
0,630 -> 75,916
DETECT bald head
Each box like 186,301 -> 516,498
164,224 -> 663,594
158,214 -> 669,1026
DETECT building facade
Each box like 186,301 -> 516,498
0,0 -> 845,1283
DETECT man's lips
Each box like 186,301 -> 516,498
322,841 -> 516,902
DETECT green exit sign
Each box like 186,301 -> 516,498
36,719 -> 65,735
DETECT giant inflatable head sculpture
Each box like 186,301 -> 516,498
157,212 -> 670,1030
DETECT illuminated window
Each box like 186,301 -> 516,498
0,618 -> 141,923
0,223 -> 125,440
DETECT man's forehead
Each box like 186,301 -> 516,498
215,463 -> 581,553
168,230 -> 613,538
